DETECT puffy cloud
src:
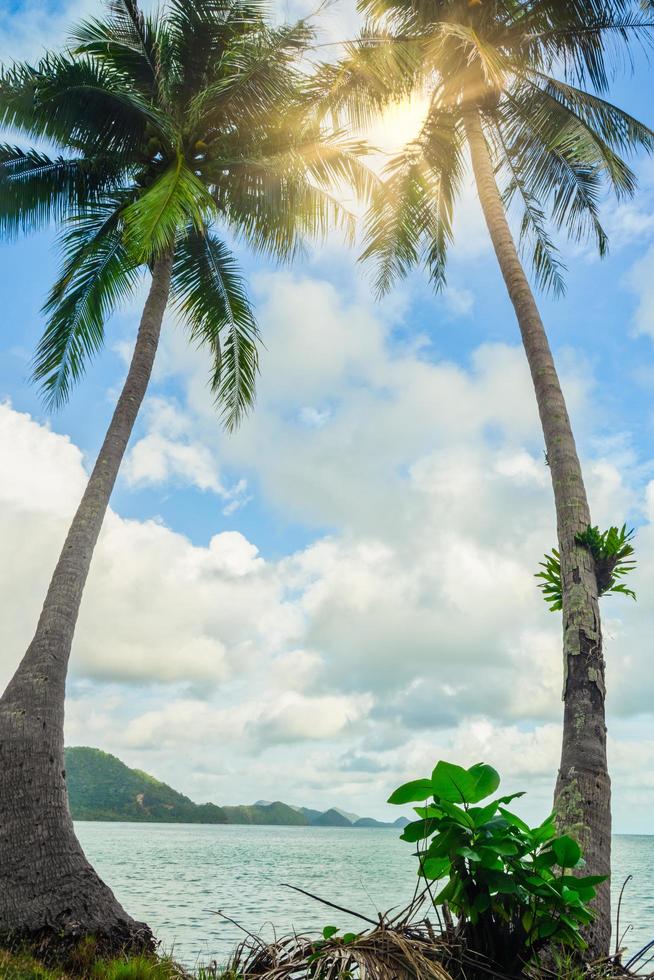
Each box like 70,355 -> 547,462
0,401 -> 301,690
124,397 -> 252,517
0,255 -> 652,825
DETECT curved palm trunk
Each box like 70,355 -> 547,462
0,253 -> 173,956
463,107 -> 610,957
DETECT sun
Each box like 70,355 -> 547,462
362,94 -> 430,166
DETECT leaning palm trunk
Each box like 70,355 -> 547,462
463,107 -> 610,957
0,253 -> 172,953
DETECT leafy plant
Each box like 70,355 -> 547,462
389,761 -> 605,975
307,926 -> 361,966
536,525 -> 636,612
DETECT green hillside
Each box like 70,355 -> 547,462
312,808 -> 351,827
64,747 -> 402,827
65,747 -> 228,823
222,802 -> 308,825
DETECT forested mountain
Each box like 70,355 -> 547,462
65,747 -> 228,823
65,748 -> 408,828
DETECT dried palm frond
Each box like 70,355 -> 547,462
226,919 -> 457,980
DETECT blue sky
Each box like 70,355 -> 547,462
2,0 -> 654,835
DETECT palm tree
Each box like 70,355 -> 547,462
314,0 -> 654,957
0,0 -> 369,954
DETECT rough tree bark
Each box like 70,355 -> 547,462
0,252 -> 173,956
463,106 -> 611,957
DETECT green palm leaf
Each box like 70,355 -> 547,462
33,201 -> 140,408
70,5 -> 164,98
0,145 -> 126,235
1,0 -> 374,430
123,154 -> 216,261
172,229 -> 260,429
495,129 -> 566,297
361,107 -> 463,296
190,20 -> 312,128
0,54 -> 170,160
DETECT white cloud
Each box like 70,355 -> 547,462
0,401 -> 300,689
124,396 -> 253,514
0,257 -> 652,825
252,691 -> 373,745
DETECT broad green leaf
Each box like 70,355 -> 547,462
413,805 -> 443,819
420,856 -> 449,880
467,763 -> 501,802
322,926 -> 339,939
530,813 -> 557,844
431,761 -> 478,803
496,792 -> 526,805
476,847 -> 504,871
552,835 -> 582,869
486,872 -> 518,895
482,839 -> 519,857
427,827 -> 467,856
437,798 -> 475,828
469,801 -> 499,826
473,892 -> 490,914
400,818 -> 440,843
560,874 -> 607,889
532,849 -> 557,870
536,918 -> 558,939
498,807 -> 530,833
434,877 -> 462,905
388,779 -> 433,805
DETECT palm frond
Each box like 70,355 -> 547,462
241,128 -> 377,210
172,229 -> 260,429
189,20 -> 313,130
209,124 -> 373,258
122,154 -> 216,261
3,53 -> 170,160
218,169 -> 353,260
33,201 -> 140,408
499,86 -> 613,255
520,7 -> 654,91
493,126 -> 566,296
308,35 -> 425,130
167,0 -> 265,106
531,73 -> 654,158
70,3 -> 164,99
361,107 -> 463,296
0,145 -> 126,235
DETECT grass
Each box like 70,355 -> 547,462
0,936 -> 643,980
0,950 -> 229,980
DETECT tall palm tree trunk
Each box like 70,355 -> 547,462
0,252 -> 173,956
463,106 -> 610,957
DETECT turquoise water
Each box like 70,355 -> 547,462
75,823 -> 654,969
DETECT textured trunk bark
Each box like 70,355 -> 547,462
0,253 -> 173,956
463,106 -> 611,957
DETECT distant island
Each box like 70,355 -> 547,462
65,747 -> 409,829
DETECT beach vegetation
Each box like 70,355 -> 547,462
537,525 -> 637,612
315,0 -> 654,952
0,0 -> 369,954
389,760 -> 604,975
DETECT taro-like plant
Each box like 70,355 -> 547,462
389,761 -> 605,976
537,525 -> 636,612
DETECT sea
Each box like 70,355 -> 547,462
75,823 -> 654,970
